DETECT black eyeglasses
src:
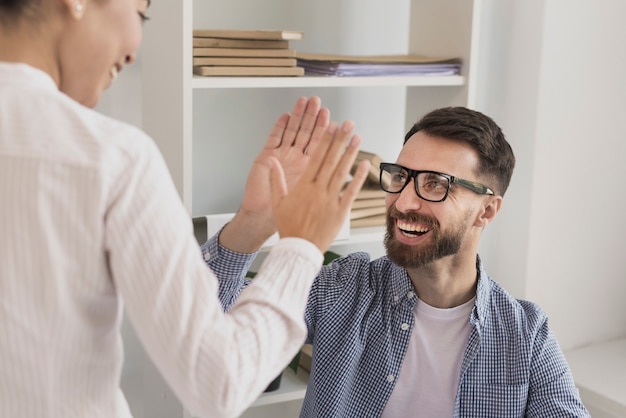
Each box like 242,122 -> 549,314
379,162 -> 494,202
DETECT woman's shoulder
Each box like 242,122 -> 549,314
52,93 -> 160,171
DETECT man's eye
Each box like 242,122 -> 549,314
391,173 -> 407,183
422,178 -> 446,191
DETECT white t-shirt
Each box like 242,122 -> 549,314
381,296 -> 475,417
0,62 -> 323,418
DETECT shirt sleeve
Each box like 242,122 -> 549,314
525,319 -> 591,417
201,231 -> 255,312
104,133 -> 323,418
304,252 -> 372,344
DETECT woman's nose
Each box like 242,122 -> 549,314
125,53 -> 136,65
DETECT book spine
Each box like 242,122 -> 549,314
192,38 -> 289,49
193,66 -> 304,77
193,48 -> 297,58
192,57 -> 297,67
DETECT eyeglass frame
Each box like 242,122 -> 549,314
379,162 -> 495,202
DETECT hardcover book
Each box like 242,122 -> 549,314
351,214 -> 387,228
296,52 -> 461,64
352,150 -> 389,188
193,37 -> 289,49
193,29 -> 304,40
192,57 -> 297,67
355,187 -> 387,200
350,205 -> 387,220
351,197 -> 386,210
193,66 -> 304,77
193,48 -> 297,58
295,52 -> 462,77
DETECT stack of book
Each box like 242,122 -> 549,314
350,151 -> 389,228
296,52 -> 461,77
192,29 -> 305,77
351,187 -> 387,228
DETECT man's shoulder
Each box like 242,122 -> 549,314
317,252 -> 409,299
324,252 -> 395,275
484,278 -> 548,334
330,251 -> 389,265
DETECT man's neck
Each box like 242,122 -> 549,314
406,254 -> 478,308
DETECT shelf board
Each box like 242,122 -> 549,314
564,338 -> 626,416
250,367 -> 309,408
256,225 -> 385,253
195,213 -> 384,252
185,368 -> 309,417
332,225 -> 386,246
192,75 -> 465,89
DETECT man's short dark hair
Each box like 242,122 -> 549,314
405,107 -> 515,196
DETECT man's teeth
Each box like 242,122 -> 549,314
110,66 -> 118,80
397,220 -> 428,233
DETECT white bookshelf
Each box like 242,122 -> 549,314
140,0 -> 481,416
142,0 -> 480,218
185,368 -> 309,418
250,368 -> 309,408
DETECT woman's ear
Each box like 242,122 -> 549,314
474,195 -> 502,228
61,0 -> 85,20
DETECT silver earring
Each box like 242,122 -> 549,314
75,3 -> 83,13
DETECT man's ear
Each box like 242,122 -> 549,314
474,195 -> 502,228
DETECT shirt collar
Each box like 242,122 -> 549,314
386,254 -> 492,322
386,259 -> 416,306
472,255 -> 492,328
0,62 -> 58,92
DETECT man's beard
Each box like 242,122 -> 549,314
384,205 -> 467,269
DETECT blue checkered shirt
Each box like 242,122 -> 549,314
203,235 -> 589,417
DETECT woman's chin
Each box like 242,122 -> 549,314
81,95 -> 101,109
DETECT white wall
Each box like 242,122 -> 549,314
96,53 -> 142,127
475,0 -> 626,350
527,0 -> 626,349
474,0 -> 542,301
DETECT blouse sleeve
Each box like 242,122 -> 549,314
105,132 -> 322,418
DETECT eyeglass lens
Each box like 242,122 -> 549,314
382,165 -> 450,202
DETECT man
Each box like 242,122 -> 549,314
207,107 -> 589,417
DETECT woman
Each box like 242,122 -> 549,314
0,0 -> 369,417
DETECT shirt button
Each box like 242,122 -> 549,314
401,323 -> 409,330
393,296 -> 399,302
387,374 -> 395,382
407,291 -> 415,299
203,252 -> 211,261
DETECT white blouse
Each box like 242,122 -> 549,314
0,62 -> 322,418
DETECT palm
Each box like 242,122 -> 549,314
239,97 -> 330,226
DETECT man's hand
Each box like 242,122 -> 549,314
220,97 -> 330,252
269,120 -> 370,253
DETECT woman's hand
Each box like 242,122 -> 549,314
269,120 -> 370,253
219,97 -> 330,252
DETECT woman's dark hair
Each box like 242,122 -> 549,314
0,0 -> 25,13
0,0 -> 41,24
404,107 -> 515,196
